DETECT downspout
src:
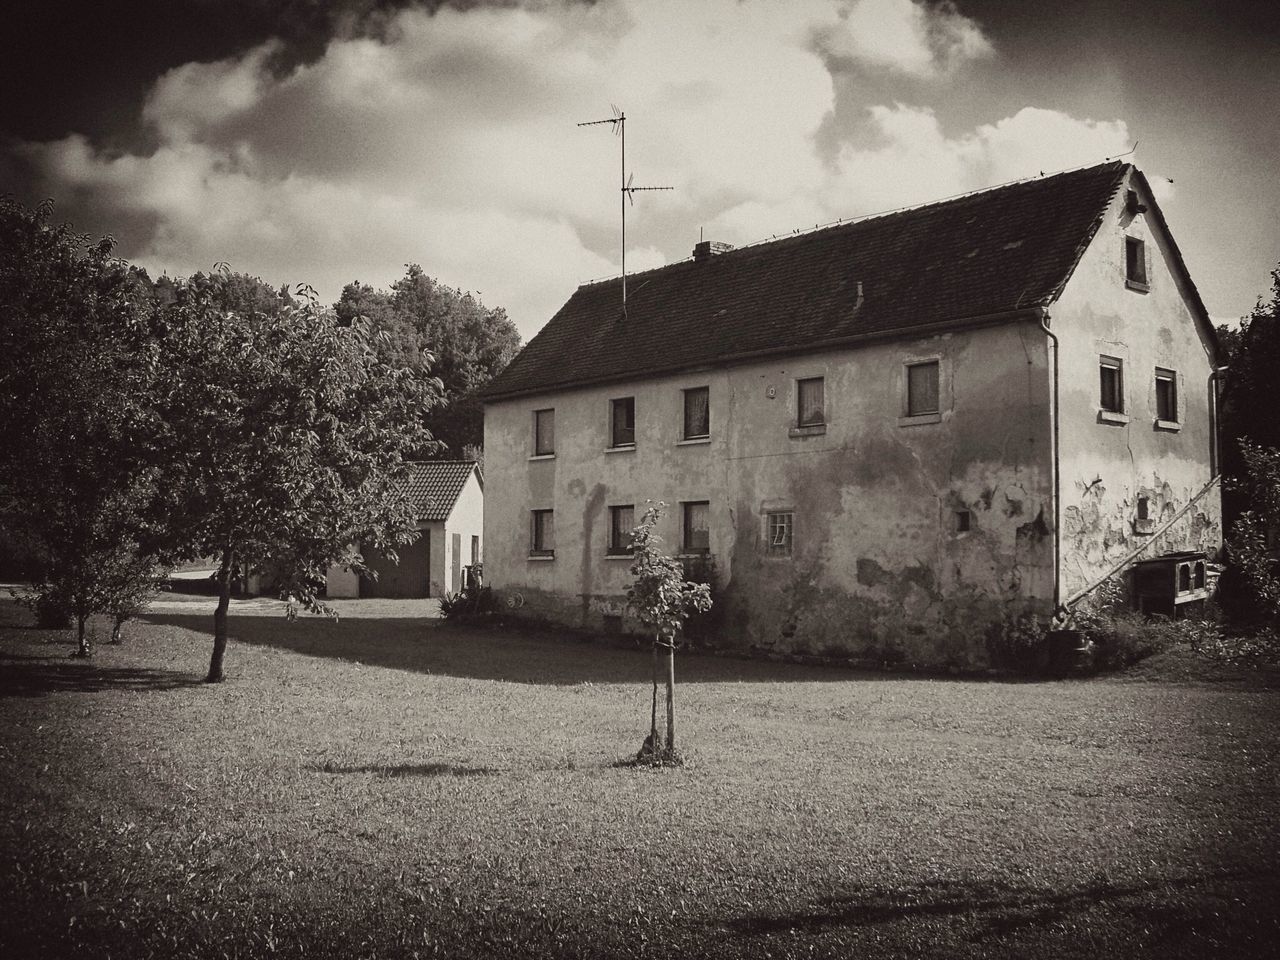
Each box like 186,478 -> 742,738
1037,310 -> 1063,617
1208,365 -> 1228,477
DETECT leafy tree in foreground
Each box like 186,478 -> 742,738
626,502 -> 712,764
152,280 -> 441,682
0,198 -> 168,656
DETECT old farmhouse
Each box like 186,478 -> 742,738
480,162 -> 1222,668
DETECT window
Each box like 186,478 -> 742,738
683,386 -> 710,439
1137,496 -> 1150,521
906,361 -> 940,417
797,377 -> 824,427
610,397 -> 635,447
533,408 -> 555,456
1099,356 -> 1124,413
608,504 -> 634,555
766,511 -> 793,556
530,509 -> 555,557
682,501 -> 710,554
1155,368 -> 1177,422
1125,236 -> 1148,288
955,510 -> 971,533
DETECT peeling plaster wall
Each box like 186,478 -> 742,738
1052,169 -> 1222,602
484,320 -> 1053,668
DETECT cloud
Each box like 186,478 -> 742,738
812,0 -> 992,77
9,0 -> 1131,338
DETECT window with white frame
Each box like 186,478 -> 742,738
766,511 -> 793,556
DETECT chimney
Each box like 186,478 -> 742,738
693,239 -> 734,262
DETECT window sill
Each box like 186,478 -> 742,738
677,436 -> 711,446
897,412 -> 941,427
527,553 -> 555,561
677,551 -> 711,559
764,552 -> 794,560
1154,419 -> 1181,432
605,444 -> 636,454
1125,279 -> 1150,293
604,553 -> 632,561
1133,519 -> 1157,536
528,453 -> 555,461
788,423 -> 826,438
1098,410 -> 1130,425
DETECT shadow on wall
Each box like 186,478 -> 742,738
134,611 -> 1026,686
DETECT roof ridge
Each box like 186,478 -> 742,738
577,160 -> 1129,289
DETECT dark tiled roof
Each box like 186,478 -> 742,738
404,460 -> 478,521
484,162 -> 1130,401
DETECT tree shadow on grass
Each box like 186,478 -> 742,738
726,869 -> 1280,948
0,653 -> 204,697
138,611 -> 1026,686
308,761 -> 499,778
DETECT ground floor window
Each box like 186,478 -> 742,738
608,504 -> 635,555
530,509 -> 555,557
682,501 -> 710,554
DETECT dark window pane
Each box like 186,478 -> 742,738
534,408 -> 555,455
797,378 -> 824,426
684,387 -> 710,438
1100,359 -> 1123,413
1126,237 -> 1147,284
611,397 -> 635,446
907,362 -> 939,416
531,510 -> 555,554
683,501 -> 710,553
1156,370 -> 1177,421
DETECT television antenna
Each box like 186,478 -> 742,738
578,104 -> 672,314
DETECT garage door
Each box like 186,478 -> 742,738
358,535 -> 431,598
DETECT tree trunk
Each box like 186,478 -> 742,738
72,612 -> 91,658
650,636 -> 660,744
206,547 -> 234,683
110,615 -> 125,644
664,639 -> 676,754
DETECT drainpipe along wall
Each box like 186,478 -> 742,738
1037,310 -> 1062,615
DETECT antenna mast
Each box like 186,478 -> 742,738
578,105 -> 672,313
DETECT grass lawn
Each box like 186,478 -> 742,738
1,596 -> 1278,959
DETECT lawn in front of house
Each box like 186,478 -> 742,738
1,598 -> 1277,959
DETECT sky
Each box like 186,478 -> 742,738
2,0 -> 1277,338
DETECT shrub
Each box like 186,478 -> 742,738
440,585 -> 496,621
1076,608 -> 1185,671
32,591 -> 73,629
985,610 -> 1049,673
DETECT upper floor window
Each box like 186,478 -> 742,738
1155,368 -> 1177,423
533,408 -> 555,456
530,509 -> 555,557
608,504 -> 635,555
1100,356 -> 1124,414
1125,236 -> 1149,290
906,361 -> 940,417
797,377 -> 824,427
683,386 -> 710,440
682,500 -> 710,555
610,397 -> 635,448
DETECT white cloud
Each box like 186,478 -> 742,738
12,0 -> 1132,338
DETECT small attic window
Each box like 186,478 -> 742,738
1125,236 -> 1149,291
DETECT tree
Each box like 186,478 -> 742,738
626,502 -> 712,764
151,278 -> 441,682
0,198 -> 168,656
335,266 -> 520,458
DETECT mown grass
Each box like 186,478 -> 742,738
1,597 -> 1278,959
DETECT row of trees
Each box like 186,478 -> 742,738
0,198 -> 516,679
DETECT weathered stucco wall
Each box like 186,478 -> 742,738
1052,170 -> 1222,603
484,321 -> 1054,667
